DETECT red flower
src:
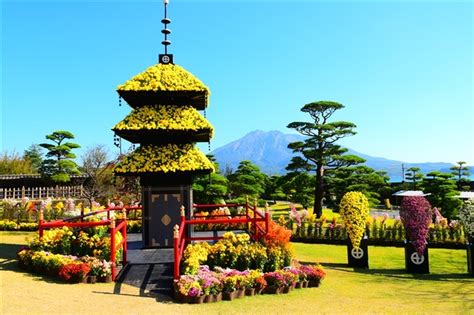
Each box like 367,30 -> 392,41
59,262 -> 90,282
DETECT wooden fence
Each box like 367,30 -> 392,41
0,185 -> 84,199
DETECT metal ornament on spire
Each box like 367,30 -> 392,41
159,0 -> 174,64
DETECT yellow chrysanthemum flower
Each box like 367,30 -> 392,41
113,105 -> 214,138
114,144 -> 215,174
117,64 -> 209,95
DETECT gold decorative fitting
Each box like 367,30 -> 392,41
110,218 -> 116,229
122,208 -> 127,219
173,224 -> 179,238
39,209 -> 44,221
161,214 -> 172,226
180,205 -> 185,217
265,203 -> 270,213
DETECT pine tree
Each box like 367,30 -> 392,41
39,130 -> 81,183
287,101 -> 363,217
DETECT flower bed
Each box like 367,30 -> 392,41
16,226 -> 121,283
174,264 -> 325,303
17,249 -> 112,283
182,230 -> 292,274
176,227 -> 325,303
288,218 -> 467,248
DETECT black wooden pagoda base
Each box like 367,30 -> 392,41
140,174 -> 193,248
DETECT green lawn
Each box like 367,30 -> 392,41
1,231 -> 473,314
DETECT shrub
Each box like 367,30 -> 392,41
400,196 -> 432,255
0,220 -> 18,231
339,191 -> 370,249
459,200 -> 474,240
127,220 -> 142,233
263,220 -> 292,249
28,227 -> 123,262
29,227 -> 73,254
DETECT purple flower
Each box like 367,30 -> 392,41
400,196 -> 432,255
188,287 -> 200,297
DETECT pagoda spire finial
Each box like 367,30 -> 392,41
159,0 -> 174,64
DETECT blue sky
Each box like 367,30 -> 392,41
1,0 -> 473,165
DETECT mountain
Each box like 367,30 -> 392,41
211,130 -> 469,182
212,130 -> 303,175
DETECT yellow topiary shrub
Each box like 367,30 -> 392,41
339,191 -> 369,249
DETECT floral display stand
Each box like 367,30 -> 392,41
339,192 -> 370,269
347,236 -> 369,268
400,196 -> 432,274
467,237 -> 474,276
459,201 -> 474,276
404,240 -> 429,274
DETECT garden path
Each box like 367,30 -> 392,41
116,233 -> 174,296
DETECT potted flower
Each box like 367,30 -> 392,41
222,276 -> 238,300
459,200 -> 474,276
339,192 -> 370,268
287,265 -> 307,289
263,271 -> 286,294
299,264 -> 326,287
281,269 -> 299,293
98,260 -> 113,283
81,256 -> 101,283
197,266 -> 222,303
255,275 -> 267,294
400,196 -> 432,274
59,262 -> 91,283
174,275 -> 204,304
242,270 -> 262,296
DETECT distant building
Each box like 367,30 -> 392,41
457,191 -> 474,200
392,190 -> 431,197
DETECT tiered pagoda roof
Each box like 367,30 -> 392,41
113,63 -> 214,176
114,144 -> 215,175
117,64 -> 209,110
113,105 -> 214,143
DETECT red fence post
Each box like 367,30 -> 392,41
122,208 -> 127,265
173,224 -> 180,280
245,196 -> 250,235
253,199 -> 258,239
180,205 -> 185,225
38,209 -> 44,238
265,203 -> 270,236
110,218 -> 116,281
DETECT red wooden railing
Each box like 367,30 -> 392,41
38,206 -> 139,281
173,200 -> 271,279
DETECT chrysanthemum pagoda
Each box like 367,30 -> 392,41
113,2 -> 214,247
